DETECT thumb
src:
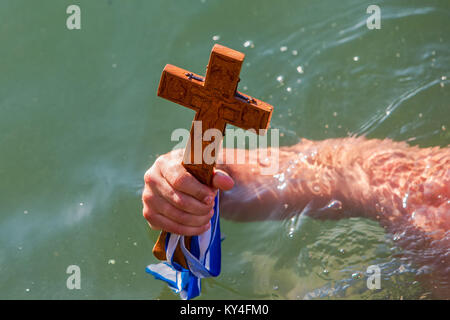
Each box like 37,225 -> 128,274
212,169 -> 234,191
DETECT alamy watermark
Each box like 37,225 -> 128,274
366,5 -> 381,29
66,265 -> 81,290
171,121 -> 280,175
366,264 -> 381,290
66,5 -> 81,30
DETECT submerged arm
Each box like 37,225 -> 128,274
219,137 -> 449,234
218,137 -> 450,298
142,136 -> 449,297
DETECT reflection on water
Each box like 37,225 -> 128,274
0,0 -> 448,299
222,216 -> 429,300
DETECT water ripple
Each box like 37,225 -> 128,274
358,79 -> 442,136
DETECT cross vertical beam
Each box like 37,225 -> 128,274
154,44 -> 274,267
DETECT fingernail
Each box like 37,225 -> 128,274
203,195 -> 214,205
215,171 -> 226,178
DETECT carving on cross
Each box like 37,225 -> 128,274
157,44 -> 273,185
153,44 -> 274,267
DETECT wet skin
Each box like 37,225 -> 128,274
143,137 -> 449,298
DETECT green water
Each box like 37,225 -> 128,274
0,0 -> 448,299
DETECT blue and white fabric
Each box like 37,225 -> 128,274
146,193 -> 221,300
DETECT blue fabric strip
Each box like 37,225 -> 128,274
146,193 -> 221,300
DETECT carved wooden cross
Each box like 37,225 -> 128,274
153,44 -> 274,266
157,44 -> 273,185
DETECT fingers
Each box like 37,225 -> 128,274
156,177 -> 214,216
212,169 -> 235,191
142,191 -> 212,236
160,161 -> 216,204
154,193 -> 214,227
142,150 -> 234,236
148,211 -> 210,236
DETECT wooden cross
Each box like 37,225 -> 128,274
157,44 -> 273,185
153,44 -> 274,266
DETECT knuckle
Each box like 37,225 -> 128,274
194,190 -> 205,200
172,172 -> 189,189
141,190 -> 153,203
142,207 -> 153,221
144,169 -> 154,184
172,192 -> 188,209
195,188 -> 208,198
155,154 -> 165,164
166,150 -> 182,164
196,187 -> 213,201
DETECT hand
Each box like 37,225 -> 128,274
142,149 -> 235,236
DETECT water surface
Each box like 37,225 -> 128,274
0,0 -> 448,299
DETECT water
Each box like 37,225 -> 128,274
0,0 -> 448,299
